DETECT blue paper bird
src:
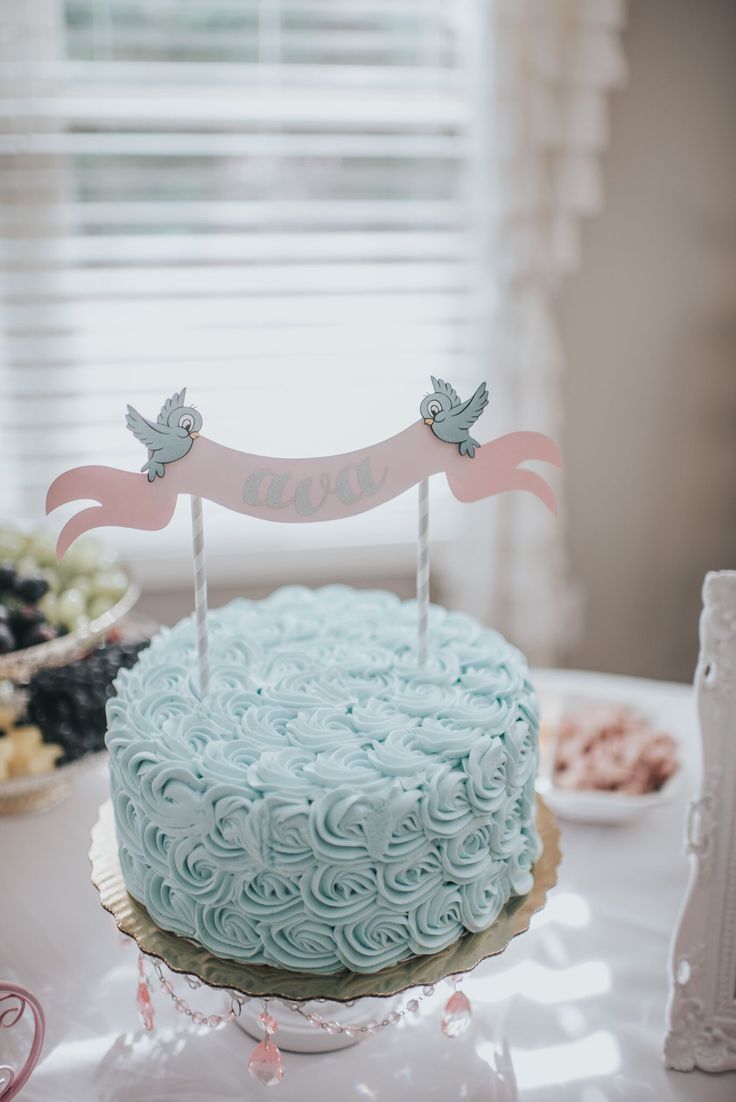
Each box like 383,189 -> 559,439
420,377 -> 489,458
126,388 -> 203,481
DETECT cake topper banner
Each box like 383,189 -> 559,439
46,410 -> 561,558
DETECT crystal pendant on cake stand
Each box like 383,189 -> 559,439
90,795 -> 560,1075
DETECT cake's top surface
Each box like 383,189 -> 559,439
108,585 -> 536,801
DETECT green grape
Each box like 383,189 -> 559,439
77,539 -> 102,574
96,551 -> 120,573
69,575 -> 93,597
92,571 -> 129,599
0,528 -> 27,562
61,538 -> 101,577
88,594 -> 115,621
38,591 -> 58,623
57,588 -> 86,630
47,568 -> 64,594
15,554 -> 40,579
28,530 -> 58,568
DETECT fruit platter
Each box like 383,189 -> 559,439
0,524 -> 147,814
0,525 -> 139,683
0,635 -> 150,814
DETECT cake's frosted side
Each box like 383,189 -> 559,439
106,586 -> 540,974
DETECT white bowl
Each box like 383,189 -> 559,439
537,691 -> 683,825
540,768 -> 682,824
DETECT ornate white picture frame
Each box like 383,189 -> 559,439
665,570 -> 736,1073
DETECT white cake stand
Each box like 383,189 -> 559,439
235,996 -> 404,1052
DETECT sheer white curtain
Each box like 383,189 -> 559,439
446,0 -> 627,663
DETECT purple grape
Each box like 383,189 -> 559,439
16,576 -> 50,604
23,623 -> 57,648
0,563 -> 16,591
11,605 -> 45,648
0,622 -> 15,653
26,640 -> 149,764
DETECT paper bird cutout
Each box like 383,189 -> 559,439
126,388 -> 203,481
420,377 -> 489,458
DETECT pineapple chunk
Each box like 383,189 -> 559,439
1,725 -> 62,779
0,738 -> 14,781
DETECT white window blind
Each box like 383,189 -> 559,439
0,0 -> 483,579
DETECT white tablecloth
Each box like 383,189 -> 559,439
2,669 -> 734,1101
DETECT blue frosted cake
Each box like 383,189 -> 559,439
106,586 -> 541,974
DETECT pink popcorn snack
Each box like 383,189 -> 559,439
553,704 -> 679,795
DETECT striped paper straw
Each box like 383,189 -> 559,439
190,494 -> 210,696
417,477 -> 430,667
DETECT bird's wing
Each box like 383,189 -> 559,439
126,405 -> 170,450
430,376 -> 460,407
449,382 -> 489,430
157,388 -> 186,425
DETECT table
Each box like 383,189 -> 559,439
2,669 -> 734,1101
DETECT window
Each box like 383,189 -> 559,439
1,0 -> 483,581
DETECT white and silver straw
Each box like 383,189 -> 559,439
417,477 -> 430,667
190,494 -> 210,696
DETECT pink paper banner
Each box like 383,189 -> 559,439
46,421 -> 561,558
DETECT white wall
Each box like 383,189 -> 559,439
560,0 -> 736,682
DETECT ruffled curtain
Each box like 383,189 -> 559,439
447,0 -> 628,663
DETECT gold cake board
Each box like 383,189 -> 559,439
89,795 -> 560,1003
